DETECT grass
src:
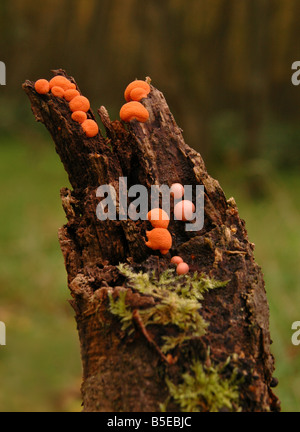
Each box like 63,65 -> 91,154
0,133 -> 82,412
0,132 -> 299,411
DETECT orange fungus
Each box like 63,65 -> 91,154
64,89 -> 80,102
34,79 -> 49,94
171,256 -> 184,265
124,80 -> 150,102
49,75 -> 75,91
81,119 -> 99,137
174,200 -> 195,221
71,111 -> 87,124
176,262 -> 189,275
51,86 -> 65,97
120,101 -> 149,123
147,208 -> 169,229
145,228 -> 172,254
69,95 -> 90,113
129,86 -> 150,101
170,183 -> 185,200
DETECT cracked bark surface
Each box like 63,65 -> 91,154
23,70 -> 280,412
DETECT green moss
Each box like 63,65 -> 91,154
109,264 -> 228,352
117,263 -> 227,301
107,264 -> 240,412
108,290 -> 133,333
162,357 -> 241,412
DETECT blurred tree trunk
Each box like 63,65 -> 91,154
23,70 -> 280,412
242,0 -> 270,161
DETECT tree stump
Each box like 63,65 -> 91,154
23,70 -> 280,412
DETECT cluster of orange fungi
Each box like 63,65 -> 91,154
120,80 -> 150,122
35,76 -> 192,275
145,183 -> 193,275
34,76 -> 99,137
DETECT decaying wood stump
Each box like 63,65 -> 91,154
23,70 -> 280,412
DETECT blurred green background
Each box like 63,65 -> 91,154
0,0 -> 300,412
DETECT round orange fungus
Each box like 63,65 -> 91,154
129,86 -> 150,101
64,89 -> 80,102
124,80 -> 150,102
145,228 -> 172,255
176,262 -> 189,275
49,76 -> 75,91
147,208 -> 169,229
170,183 -> 185,199
69,95 -> 90,113
71,111 -> 87,124
81,119 -> 99,137
171,256 -> 184,265
174,200 -> 195,221
51,86 -> 65,97
120,101 -> 149,123
34,79 -> 50,94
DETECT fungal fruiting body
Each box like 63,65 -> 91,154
170,183 -> 184,200
145,228 -> 172,255
51,86 -> 65,97
174,200 -> 195,221
130,87 -> 149,101
71,111 -> 87,124
69,98 -> 99,137
120,101 -> 149,123
49,75 -> 76,91
120,79 -> 150,123
176,262 -> 189,275
171,256 -> 183,265
124,80 -> 150,102
81,119 -> 99,137
146,208 -> 172,254
170,255 -> 190,275
35,75 -> 75,96
69,95 -> 90,113
34,75 -> 97,138
34,79 -> 50,94
147,208 -> 170,229
64,89 -> 80,102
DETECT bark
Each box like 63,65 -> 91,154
23,70 -> 280,412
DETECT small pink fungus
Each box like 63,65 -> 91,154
176,262 -> 189,275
